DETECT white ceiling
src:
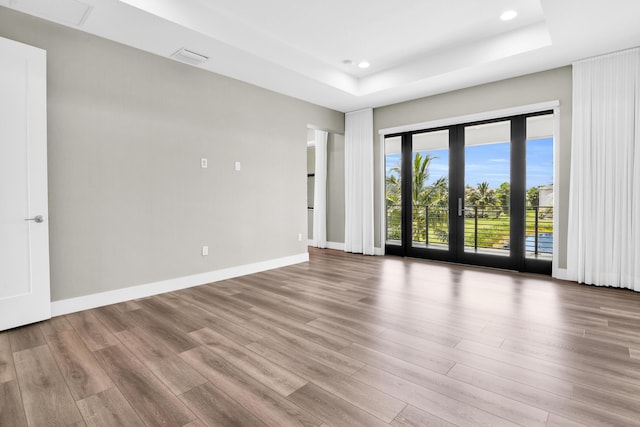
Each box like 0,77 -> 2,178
4,0 -> 640,112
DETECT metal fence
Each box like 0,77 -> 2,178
386,204 -> 553,255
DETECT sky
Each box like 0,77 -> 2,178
386,137 -> 553,190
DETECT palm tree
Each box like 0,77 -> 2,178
412,153 -> 434,205
467,181 -> 498,217
385,173 -> 402,240
496,182 -> 510,214
385,152 -> 449,243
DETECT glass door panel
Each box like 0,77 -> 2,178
525,114 -> 554,260
411,130 -> 450,250
463,121 -> 511,256
385,136 -> 402,246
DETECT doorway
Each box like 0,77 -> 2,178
385,112 -> 554,274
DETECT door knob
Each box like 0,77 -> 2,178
25,215 -> 44,223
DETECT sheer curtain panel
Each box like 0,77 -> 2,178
344,108 -> 375,255
567,48 -> 640,291
312,130 -> 328,248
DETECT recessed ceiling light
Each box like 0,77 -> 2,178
358,61 -> 370,69
500,10 -> 517,21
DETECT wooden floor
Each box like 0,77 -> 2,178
2,248 -> 640,426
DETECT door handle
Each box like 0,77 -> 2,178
458,198 -> 463,217
25,215 -> 44,223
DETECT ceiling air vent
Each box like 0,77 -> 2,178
171,48 -> 209,66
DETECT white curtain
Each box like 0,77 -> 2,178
344,108 -> 375,255
312,130 -> 328,248
567,47 -> 640,291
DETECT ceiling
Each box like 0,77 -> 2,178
3,0 -> 640,112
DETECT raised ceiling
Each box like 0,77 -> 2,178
3,0 -> 640,112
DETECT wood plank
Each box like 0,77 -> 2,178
150,357 -> 208,395
306,317 -> 387,344
9,323 -> 46,352
66,311 -> 119,351
189,327 -> 307,396
250,307 -> 351,351
499,337 -> 640,382
126,308 -> 199,354
447,363 -> 640,426
0,380 -> 28,427
288,382 -> 390,427
230,291 -> 318,324
113,300 -> 141,312
391,404 -> 456,427
545,414 -> 589,427
94,344 -> 195,426
39,316 -> 73,337
13,345 -> 84,426
247,341 -> 405,423
166,299 -> 264,345
0,333 -> 15,383
351,364 -> 521,426
91,305 -> 135,333
454,338 -> 640,400
179,382 -> 267,427
114,327 -> 206,395
441,339 -> 640,417
181,346 -> 322,427
45,329 -> 113,400
346,333 -> 457,375
343,345 -> 548,426
248,320 -> 364,375
76,387 -> 145,427
135,298 -> 204,333
179,287 -> 258,325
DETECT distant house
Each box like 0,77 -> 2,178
539,184 -> 554,207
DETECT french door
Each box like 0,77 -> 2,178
385,112 -> 553,274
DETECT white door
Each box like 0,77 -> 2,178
0,37 -> 50,331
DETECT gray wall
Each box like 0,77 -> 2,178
374,67 -> 573,268
0,7 -> 344,301
326,133 -> 345,243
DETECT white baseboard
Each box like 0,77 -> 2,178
307,241 -> 345,251
51,252 -> 309,317
326,241 -> 345,251
553,267 -> 569,281
309,241 -> 384,256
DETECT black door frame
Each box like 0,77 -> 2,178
385,111 -> 553,275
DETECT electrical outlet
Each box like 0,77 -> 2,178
202,246 -> 209,256
201,158 -> 208,168
235,161 -> 241,171
298,233 -> 302,241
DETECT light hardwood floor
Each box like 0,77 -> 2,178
2,248 -> 640,426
